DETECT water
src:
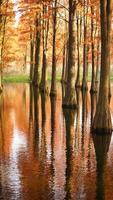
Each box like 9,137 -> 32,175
0,83 -> 113,200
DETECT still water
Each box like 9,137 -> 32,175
0,83 -> 113,200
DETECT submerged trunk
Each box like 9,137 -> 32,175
62,0 -> 77,108
92,0 -> 112,133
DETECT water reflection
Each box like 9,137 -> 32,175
0,84 -> 113,200
92,134 -> 112,200
63,109 -> 76,200
90,94 -> 97,125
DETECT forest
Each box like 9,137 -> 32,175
0,0 -> 113,132
0,0 -> 113,199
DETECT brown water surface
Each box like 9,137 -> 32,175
0,83 -> 113,200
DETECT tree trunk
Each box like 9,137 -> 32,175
81,2 -> 88,91
40,6 -> 49,93
0,2 -> 6,92
33,14 -> 41,87
30,27 -> 34,82
92,0 -> 112,133
0,70 -> 2,92
64,40 -> 69,84
50,0 -> 57,96
61,13 -> 67,84
62,0 -> 77,109
90,6 -> 96,94
61,44 -> 66,83
95,31 -> 100,92
75,15 -> 81,88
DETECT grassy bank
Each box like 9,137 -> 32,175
3,75 -> 30,83
3,74 -> 61,83
3,74 -> 113,84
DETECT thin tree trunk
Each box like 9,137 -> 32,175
0,1 -> 7,92
64,39 -> 69,83
40,5 -> 49,93
30,27 -> 34,81
95,31 -> 100,91
50,0 -> 57,96
75,14 -> 81,88
90,6 -> 96,94
61,44 -> 66,83
61,13 -> 67,84
33,14 -> 41,86
81,1 -> 88,91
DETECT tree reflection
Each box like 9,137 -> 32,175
29,84 -> 34,133
0,94 -> 4,199
76,89 -> 81,132
90,94 -> 97,125
63,109 -> 76,200
33,87 -> 40,153
40,93 -> 47,166
50,95 -> 56,199
81,91 -> 88,157
92,133 -> 112,200
82,91 -> 88,131
62,83 -> 65,101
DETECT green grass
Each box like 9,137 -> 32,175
2,74 -> 61,83
3,75 -> 30,83
47,76 -> 61,82
3,74 -> 113,84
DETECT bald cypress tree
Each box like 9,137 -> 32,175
92,0 -> 112,133
62,0 -> 77,108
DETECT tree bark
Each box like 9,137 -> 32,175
62,0 -> 77,109
90,6 -> 96,94
50,0 -> 57,96
30,27 -> 34,82
92,0 -> 112,133
40,5 -> 49,93
33,14 -> 41,87
75,14 -> 81,88
61,44 -> 66,83
81,1 -> 88,91
95,31 -> 100,92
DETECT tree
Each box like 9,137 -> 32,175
29,26 -> 35,81
0,0 -> 8,91
81,0 -> 88,91
92,0 -> 112,133
62,0 -> 77,108
33,13 -> 41,86
40,4 -> 49,93
50,0 -> 57,96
